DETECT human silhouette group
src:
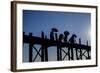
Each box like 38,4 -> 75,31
50,28 -> 77,44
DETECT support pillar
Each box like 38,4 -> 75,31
41,32 -> 45,62
44,36 -> 48,61
68,48 -> 70,60
29,33 -> 33,62
71,48 -> 74,60
79,38 -> 82,60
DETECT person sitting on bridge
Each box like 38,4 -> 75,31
63,31 -> 70,43
50,28 -> 58,41
59,34 -> 64,43
69,34 -> 77,44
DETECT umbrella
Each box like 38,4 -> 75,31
51,28 -> 58,32
72,34 -> 77,38
64,31 -> 70,35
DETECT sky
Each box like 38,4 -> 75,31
23,10 -> 91,62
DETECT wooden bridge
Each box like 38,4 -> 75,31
23,32 -> 91,62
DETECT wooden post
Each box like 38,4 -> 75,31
75,48 -> 78,60
57,47 -> 60,61
41,32 -> 45,62
86,41 -> 90,59
29,33 -> 33,62
71,47 -> 74,60
87,50 -> 90,59
44,36 -> 48,61
68,48 -> 70,60
59,48 -> 62,61
86,40 -> 88,46
79,38 -> 82,60
44,47 -> 48,61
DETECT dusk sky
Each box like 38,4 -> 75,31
23,10 -> 91,62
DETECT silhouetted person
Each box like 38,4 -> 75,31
69,34 -> 77,44
58,34 -> 64,61
63,31 -> 70,60
64,31 -> 70,43
59,34 -> 64,43
50,28 -> 58,41
68,34 -> 77,60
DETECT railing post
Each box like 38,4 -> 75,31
68,47 -> 70,60
79,38 -> 82,60
59,48 -> 62,61
75,48 -> 79,60
86,41 -> 90,59
71,47 -> 74,60
44,36 -> 48,61
41,31 -> 45,62
29,33 -> 33,62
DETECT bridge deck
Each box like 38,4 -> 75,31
23,34 -> 91,50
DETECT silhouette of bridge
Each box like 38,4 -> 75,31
23,31 -> 91,62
